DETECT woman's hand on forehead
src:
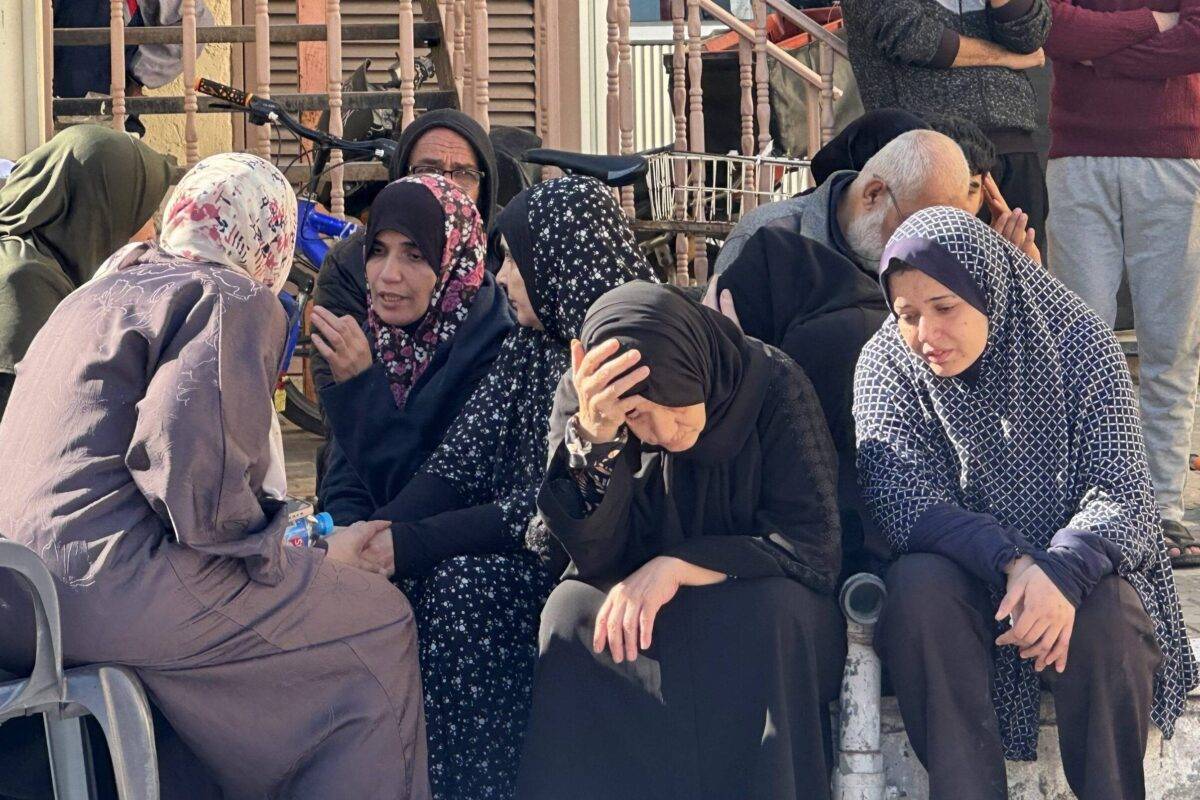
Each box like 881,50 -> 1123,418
571,338 -> 649,444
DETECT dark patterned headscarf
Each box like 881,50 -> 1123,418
366,174 -> 486,409
421,176 -> 656,544
854,206 -> 1198,759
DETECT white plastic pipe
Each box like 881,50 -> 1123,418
833,573 -> 887,800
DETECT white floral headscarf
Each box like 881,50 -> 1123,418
159,152 -> 297,293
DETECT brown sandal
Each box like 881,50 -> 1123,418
1163,519 -> 1200,568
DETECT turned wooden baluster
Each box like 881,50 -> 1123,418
806,83 -> 820,160
109,0 -> 126,131
535,0 -> 562,179
182,0 -> 199,164
687,0 -> 707,283
819,40 -> 835,146
327,0 -> 345,216
472,0 -> 490,129
617,0 -> 635,215
753,0 -> 770,190
399,0 -> 416,129
39,0 -> 54,141
463,8 -> 474,114
671,0 -> 688,285
738,38 -> 756,215
457,0 -> 470,108
605,0 -> 620,156
255,0 -> 272,157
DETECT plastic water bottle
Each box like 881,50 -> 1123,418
284,512 -> 334,548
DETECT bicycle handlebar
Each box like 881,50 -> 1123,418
194,77 -> 397,164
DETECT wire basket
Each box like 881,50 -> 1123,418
646,151 -> 813,230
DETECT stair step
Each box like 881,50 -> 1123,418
52,22 -> 442,48
53,89 -> 458,118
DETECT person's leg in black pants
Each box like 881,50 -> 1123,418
1042,575 -> 1160,800
992,152 -> 1049,260
876,553 -> 1008,800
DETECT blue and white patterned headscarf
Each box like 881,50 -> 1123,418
853,206 -> 1198,759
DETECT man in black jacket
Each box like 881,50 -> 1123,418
841,0 -> 1050,255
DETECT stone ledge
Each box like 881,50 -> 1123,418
879,640 -> 1200,799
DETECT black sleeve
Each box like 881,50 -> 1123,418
664,358 -> 843,593
536,438 -> 644,581
319,437 -> 376,526
371,472 -> 517,580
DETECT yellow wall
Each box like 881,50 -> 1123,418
142,0 -> 235,161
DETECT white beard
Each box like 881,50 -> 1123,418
843,203 -> 890,274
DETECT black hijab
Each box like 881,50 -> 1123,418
391,109 -> 499,229
578,282 -> 770,462
363,179 -> 446,272
808,108 -> 928,188
539,281 -> 839,590
422,176 -> 656,541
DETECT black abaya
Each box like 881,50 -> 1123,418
517,285 -> 845,799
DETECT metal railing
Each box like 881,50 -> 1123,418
607,0 -> 847,283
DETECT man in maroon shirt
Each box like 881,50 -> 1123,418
1046,0 -> 1200,566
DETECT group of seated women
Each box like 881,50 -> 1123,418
0,120 -> 1195,800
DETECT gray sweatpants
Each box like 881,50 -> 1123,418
1047,156 -> 1200,522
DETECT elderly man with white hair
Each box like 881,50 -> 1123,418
706,129 -> 975,582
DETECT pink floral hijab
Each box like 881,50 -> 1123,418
366,174 -> 486,409
158,152 -> 297,293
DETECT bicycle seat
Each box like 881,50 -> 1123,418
522,148 -> 648,187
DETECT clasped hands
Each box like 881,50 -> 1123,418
995,554 -> 1075,674
324,520 -> 397,577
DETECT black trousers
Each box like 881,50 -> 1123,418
876,554 -> 1161,800
991,151 -> 1049,262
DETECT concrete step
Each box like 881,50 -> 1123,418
878,640 -> 1200,799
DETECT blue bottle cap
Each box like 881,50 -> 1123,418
313,512 -> 335,537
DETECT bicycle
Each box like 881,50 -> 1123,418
195,77 -> 395,435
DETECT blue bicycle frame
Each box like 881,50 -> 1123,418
296,198 -> 360,266
278,199 -> 361,378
